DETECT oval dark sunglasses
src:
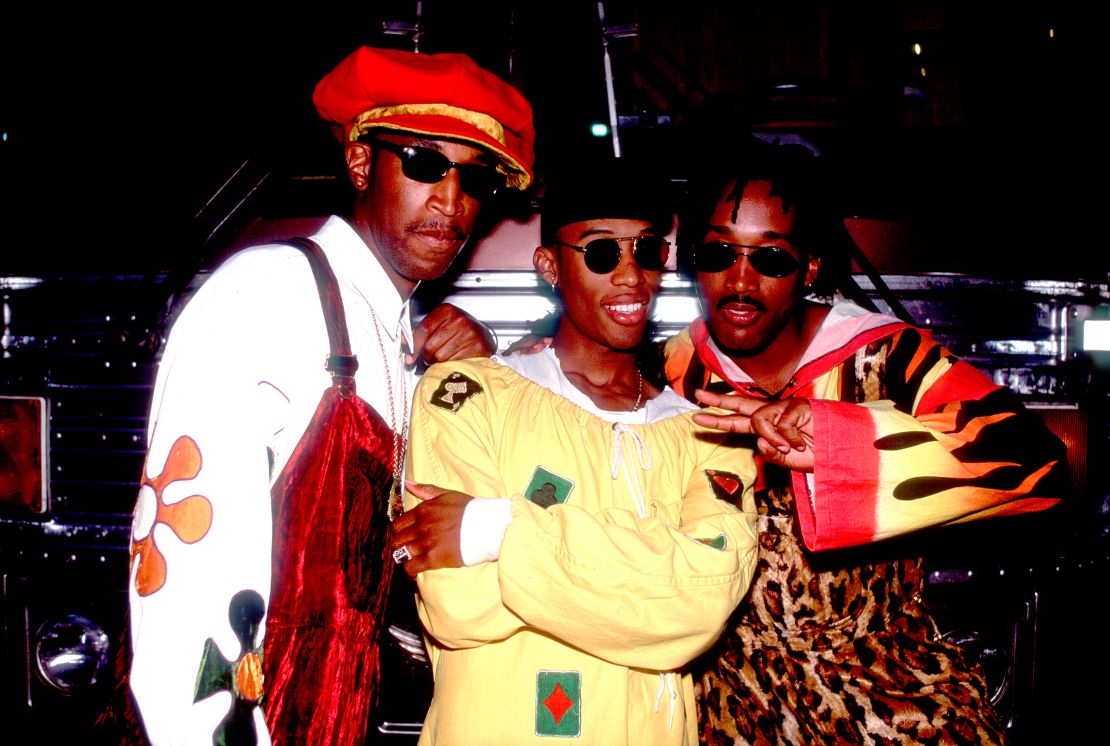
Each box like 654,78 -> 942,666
691,241 -> 802,277
552,235 -> 670,274
372,140 -> 504,202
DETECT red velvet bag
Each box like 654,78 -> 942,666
263,237 -> 398,745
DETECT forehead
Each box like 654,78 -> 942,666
556,218 -> 656,242
707,179 -> 797,237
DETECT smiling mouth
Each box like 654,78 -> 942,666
602,301 -> 649,325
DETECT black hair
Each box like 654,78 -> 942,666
676,136 -> 852,297
539,156 -> 675,247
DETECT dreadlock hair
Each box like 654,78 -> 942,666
676,135 -> 853,298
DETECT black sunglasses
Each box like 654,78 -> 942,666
691,241 -> 802,277
372,140 -> 504,202
553,235 -> 670,274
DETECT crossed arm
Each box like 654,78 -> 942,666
393,362 -> 758,666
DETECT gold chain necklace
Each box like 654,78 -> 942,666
631,369 -> 643,411
367,306 -> 408,521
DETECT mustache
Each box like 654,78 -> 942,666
407,220 -> 465,239
716,294 -> 766,313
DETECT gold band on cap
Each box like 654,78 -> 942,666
348,104 -> 532,190
349,103 -> 507,145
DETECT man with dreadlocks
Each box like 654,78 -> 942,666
665,137 -> 1070,745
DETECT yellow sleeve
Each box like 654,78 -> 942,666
497,421 -> 758,670
407,362 -> 758,671
405,361 -> 527,648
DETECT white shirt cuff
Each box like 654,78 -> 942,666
459,497 -> 512,565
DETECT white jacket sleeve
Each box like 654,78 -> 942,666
128,250 -> 325,745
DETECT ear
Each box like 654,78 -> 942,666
345,141 -> 373,192
803,254 -> 821,288
533,246 -> 559,286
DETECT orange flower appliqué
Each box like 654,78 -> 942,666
131,435 -> 213,596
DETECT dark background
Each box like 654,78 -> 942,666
1,5 -> 1106,743
1,2 -> 1105,278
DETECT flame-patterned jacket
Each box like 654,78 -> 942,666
663,300 -> 1070,551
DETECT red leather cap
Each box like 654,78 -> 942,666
314,46 -> 535,190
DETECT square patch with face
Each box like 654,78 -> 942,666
524,466 -> 574,508
429,371 -> 483,413
535,670 -> 581,737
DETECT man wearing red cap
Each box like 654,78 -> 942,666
126,46 -> 535,745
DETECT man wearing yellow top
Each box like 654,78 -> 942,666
391,158 -> 759,745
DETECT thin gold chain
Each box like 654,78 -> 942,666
367,306 -> 408,521
632,369 -> 643,411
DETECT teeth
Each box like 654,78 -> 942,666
605,303 -> 643,314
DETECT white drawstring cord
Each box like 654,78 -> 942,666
610,423 -> 652,518
667,673 -> 677,729
612,424 -> 674,728
653,672 -> 678,729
